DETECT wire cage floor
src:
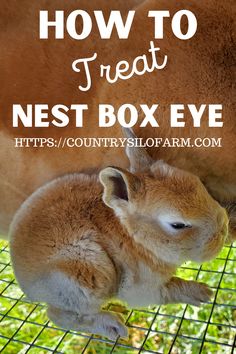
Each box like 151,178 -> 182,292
0,240 -> 235,354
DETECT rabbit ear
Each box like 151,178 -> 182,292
99,166 -> 141,210
122,128 -> 154,172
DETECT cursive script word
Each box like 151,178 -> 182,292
72,41 -> 167,91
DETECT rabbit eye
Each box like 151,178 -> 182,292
171,223 -> 191,230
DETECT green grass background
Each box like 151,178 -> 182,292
0,241 -> 235,354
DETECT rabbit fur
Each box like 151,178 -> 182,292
10,130 -> 229,340
0,0 -> 235,241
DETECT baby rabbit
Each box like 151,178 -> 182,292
10,129 -> 228,340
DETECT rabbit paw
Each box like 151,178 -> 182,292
95,312 -> 128,341
185,281 -> 214,307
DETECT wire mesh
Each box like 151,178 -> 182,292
0,240 -> 235,354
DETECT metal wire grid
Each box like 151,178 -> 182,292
0,240 -> 235,354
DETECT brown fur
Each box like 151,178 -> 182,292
10,140 -> 228,339
0,0 -> 235,239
